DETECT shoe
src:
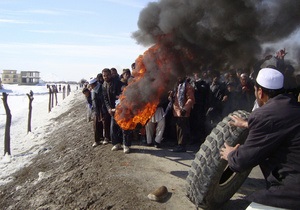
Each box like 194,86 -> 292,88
146,143 -> 154,147
111,143 -> 122,151
172,145 -> 186,152
102,138 -> 109,145
123,146 -> 130,154
154,141 -> 161,148
92,141 -> 100,147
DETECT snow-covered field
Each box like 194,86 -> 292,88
0,84 -> 80,185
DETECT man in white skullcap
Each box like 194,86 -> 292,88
220,68 -> 300,209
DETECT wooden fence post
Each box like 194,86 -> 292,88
2,92 -> 12,155
53,85 -> 58,106
63,86 -> 66,100
48,85 -> 52,112
51,87 -> 54,108
26,90 -> 34,133
67,84 -> 71,96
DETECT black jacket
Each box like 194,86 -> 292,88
102,78 -> 123,110
228,94 -> 300,209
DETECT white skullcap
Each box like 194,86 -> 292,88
89,77 -> 98,85
240,73 -> 248,78
256,68 -> 283,90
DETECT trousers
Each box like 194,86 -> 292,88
145,117 -> 165,144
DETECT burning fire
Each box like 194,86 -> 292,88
114,44 -> 170,130
115,96 -> 158,130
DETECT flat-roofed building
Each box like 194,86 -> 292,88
1,70 -> 19,84
20,71 -> 40,85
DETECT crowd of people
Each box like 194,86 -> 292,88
82,66 -> 135,153
82,49 -> 299,155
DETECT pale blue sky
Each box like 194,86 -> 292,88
0,0 -> 155,82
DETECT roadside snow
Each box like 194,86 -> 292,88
0,84 -> 79,185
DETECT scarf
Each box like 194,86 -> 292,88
177,81 -> 186,109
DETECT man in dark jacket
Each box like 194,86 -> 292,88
206,70 -> 228,132
190,72 -> 210,144
102,68 -> 132,153
220,68 -> 300,209
89,78 -> 110,147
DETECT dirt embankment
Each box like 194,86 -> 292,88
0,91 -> 264,210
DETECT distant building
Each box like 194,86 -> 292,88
1,70 -> 40,85
1,70 -> 19,84
20,71 -> 40,85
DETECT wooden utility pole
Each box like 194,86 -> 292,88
2,92 -> 12,155
26,90 -> 34,133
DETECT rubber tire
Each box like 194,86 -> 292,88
186,110 -> 251,209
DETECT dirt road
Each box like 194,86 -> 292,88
0,91 -> 265,210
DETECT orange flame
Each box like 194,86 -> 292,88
114,34 -> 204,130
114,44 -> 168,130
115,97 -> 158,130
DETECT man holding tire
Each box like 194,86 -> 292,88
220,68 -> 300,209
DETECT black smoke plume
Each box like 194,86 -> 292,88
116,0 -> 300,128
133,0 -> 300,71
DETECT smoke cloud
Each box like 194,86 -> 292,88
134,0 -> 300,70
116,0 -> 300,128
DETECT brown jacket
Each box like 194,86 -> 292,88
172,82 -> 195,117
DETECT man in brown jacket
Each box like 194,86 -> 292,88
169,76 -> 195,152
